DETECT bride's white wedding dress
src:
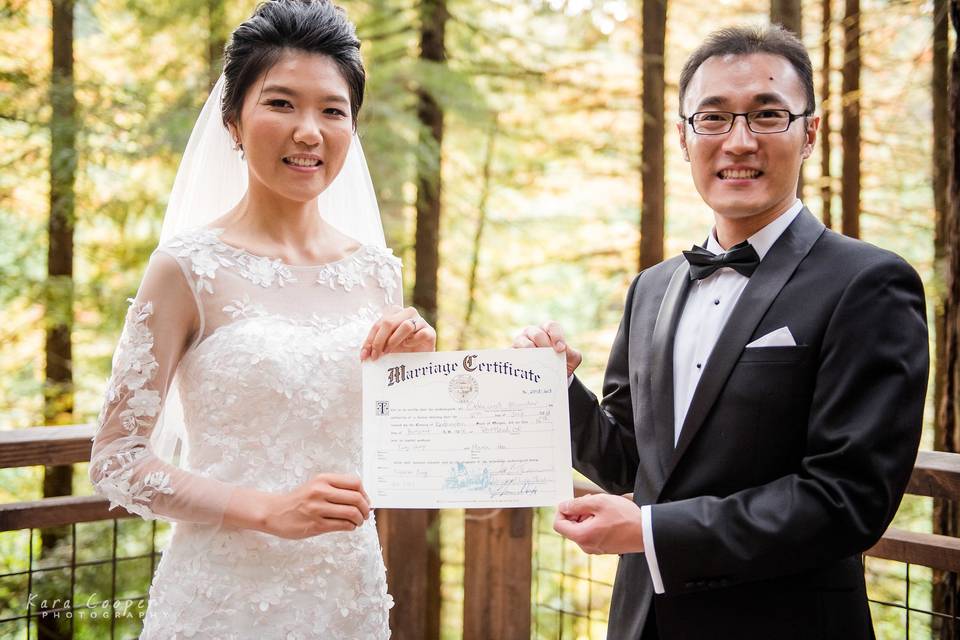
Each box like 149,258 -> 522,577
90,228 -> 398,639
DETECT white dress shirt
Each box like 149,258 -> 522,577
640,199 -> 803,594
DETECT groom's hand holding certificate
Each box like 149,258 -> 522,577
514,321 -> 645,556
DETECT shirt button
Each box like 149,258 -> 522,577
714,298 -> 720,305
696,363 -> 702,369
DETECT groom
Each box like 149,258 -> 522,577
515,26 -> 928,639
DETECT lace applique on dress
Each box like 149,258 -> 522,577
102,300 -> 162,432
315,246 -> 402,304
92,444 -> 175,519
166,228 -> 296,293
92,299 -> 173,520
223,294 -> 268,320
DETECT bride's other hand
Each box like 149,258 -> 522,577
513,321 -> 582,377
360,305 -> 436,361
258,474 -> 371,539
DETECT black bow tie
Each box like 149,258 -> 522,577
682,240 -> 761,280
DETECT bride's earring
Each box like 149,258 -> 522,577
233,138 -> 244,158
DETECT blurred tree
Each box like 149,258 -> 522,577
458,113 -> 498,350
413,0 -> 449,330
207,0 -> 227,88
820,0 -> 832,228
640,0 -> 666,269
41,1 -> 76,634
841,0 -> 860,238
770,0 -> 803,199
44,0 -> 76,431
381,4 -> 447,637
933,0 -> 958,635
770,0 -> 802,36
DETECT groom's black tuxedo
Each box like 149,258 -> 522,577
568,209 -> 928,639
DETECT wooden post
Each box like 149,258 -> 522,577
377,509 -> 441,640
463,508 -> 533,640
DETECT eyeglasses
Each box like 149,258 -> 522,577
683,109 -> 808,135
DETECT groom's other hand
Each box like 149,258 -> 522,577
553,494 -> 645,555
512,321 -> 582,377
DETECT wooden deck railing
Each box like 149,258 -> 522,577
2,424 -> 959,638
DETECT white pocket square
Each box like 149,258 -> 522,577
746,327 -> 797,348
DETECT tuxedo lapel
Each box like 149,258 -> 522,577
666,209 -> 825,477
650,261 -> 693,477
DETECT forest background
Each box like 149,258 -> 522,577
0,0 -> 957,638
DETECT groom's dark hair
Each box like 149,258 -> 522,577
677,25 -> 815,117
221,0 -> 365,128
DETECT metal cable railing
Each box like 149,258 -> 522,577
0,519 -> 164,638
531,506 -> 613,639
2,426 -> 959,639
529,482 -> 960,640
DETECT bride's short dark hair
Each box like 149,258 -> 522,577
221,0 -> 364,128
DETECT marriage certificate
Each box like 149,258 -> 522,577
362,347 -> 574,509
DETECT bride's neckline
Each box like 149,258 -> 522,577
206,227 -> 367,269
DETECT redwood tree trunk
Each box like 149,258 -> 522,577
639,0 -> 666,270
412,0 -> 447,329
820,0 -> 832,227
933,1 -> 959,637
44,0 -> 76,488
207,0 -> 226,90
840,0 -> 860,238
40,1 -> 76,638
381,2 -> 447,638
771,0 -> 803,34
771,0 -> 804,198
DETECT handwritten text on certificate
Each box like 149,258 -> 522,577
362,348 -> 574,508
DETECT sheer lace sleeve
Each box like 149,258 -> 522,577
90,251 -> 233,524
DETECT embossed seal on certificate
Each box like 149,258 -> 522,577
448,373 -> 479,403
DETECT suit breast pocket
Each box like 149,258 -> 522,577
738,345 -> 810,364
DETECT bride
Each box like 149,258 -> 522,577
88,1 -> 434,637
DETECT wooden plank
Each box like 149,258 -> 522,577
906,450 -> 960,500
377,509 -> 441,640
0,495 -> 134,531
0,424 -> 94,469
463,508 -> 533,640
866,527 -> 960,573
573,451 -> 960,502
